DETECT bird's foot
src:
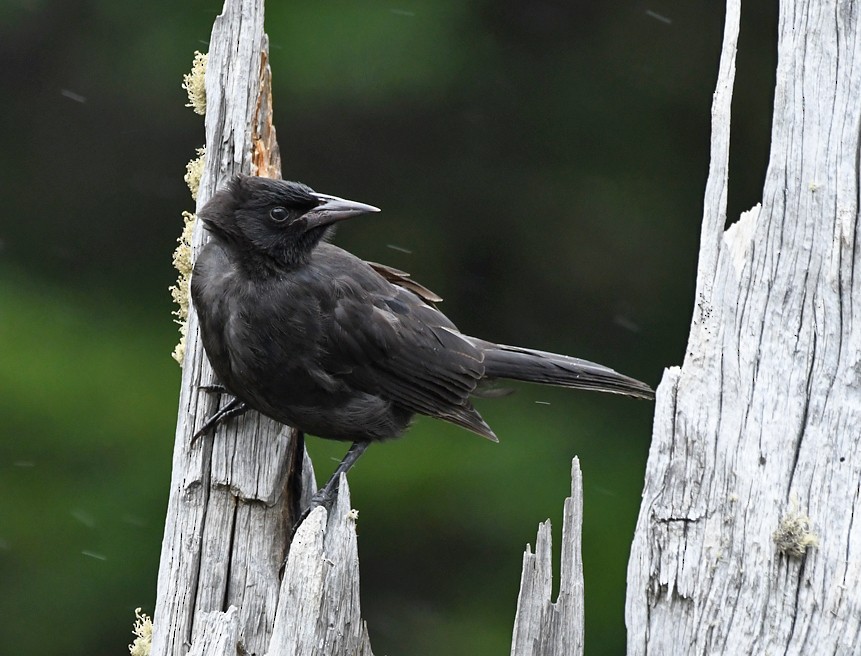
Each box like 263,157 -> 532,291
191,397 -> 248,444
290,479 -> 341,538
289,440 -> 371,538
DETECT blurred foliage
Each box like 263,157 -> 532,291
1,1 -> 776,655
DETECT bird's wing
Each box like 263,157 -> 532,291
366,261 -> 443,304
319,265 -> 497,441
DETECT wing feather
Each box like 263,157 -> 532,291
319,264 -> 496,440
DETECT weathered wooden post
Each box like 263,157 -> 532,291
151,1 -> 374,654
510,458 -> 585,656
626,0 -> 861,652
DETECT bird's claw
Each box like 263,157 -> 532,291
191,397 -> 248,444
290,483 -> 339,539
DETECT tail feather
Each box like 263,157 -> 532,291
478,342 -> 654,400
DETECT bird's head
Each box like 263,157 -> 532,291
199,175 -> 380,269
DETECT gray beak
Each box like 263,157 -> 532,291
305,192 -> 381,229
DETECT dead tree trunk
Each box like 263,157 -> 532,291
151,1 -> 374,654
626,0 -> 861,652
510,458 -> 585,656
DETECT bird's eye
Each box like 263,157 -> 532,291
269,206 -> 289,223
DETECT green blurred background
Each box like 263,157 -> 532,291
1,1 -> 776,654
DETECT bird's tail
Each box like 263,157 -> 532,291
476,341 -> 654,400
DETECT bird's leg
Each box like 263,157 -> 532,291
191,396 -> 248,444
311,440 -> 370,507
291,440 -> 370,534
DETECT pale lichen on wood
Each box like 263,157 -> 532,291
182,51 -> 208,116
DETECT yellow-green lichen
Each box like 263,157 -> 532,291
773,499 -> 819,558
170,211 -> 197,364
128,607 -> 152,656
185,146 -> 206,200
182,51 -> 207,115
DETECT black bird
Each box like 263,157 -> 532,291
191,175 -> 653,507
